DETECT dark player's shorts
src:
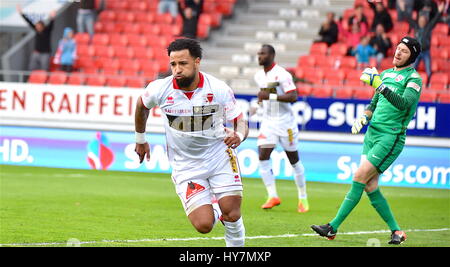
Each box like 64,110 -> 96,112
362,126 -> 406,173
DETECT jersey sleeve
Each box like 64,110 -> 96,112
280,71 -> 297,93
219,82 -> 242,121
140,80 -> 162,110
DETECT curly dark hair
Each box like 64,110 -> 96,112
167,38 -> 203,59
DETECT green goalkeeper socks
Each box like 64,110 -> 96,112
329,181 -> 366,231
367,188 -> 401,231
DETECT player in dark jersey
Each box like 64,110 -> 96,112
311,37 -> 422,245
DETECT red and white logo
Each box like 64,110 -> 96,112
186,181 -> 206,200
166,96 -> 174,104
206,93 -> 214,103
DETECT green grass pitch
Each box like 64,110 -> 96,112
1,165 -> 449,247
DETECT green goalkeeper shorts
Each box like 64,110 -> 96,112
362,126 -> 406,173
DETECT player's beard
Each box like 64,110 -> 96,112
176,72 -> 196,88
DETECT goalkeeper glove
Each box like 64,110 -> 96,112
360,67 -> 387,93
351,114 -> 369,134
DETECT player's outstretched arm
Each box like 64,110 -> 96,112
134,97 -> 150,163
224,115 -> 248,149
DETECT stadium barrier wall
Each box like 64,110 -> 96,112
1,125 -> 449,190
0,82 -> 449,137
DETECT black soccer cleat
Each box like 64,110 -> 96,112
311,223 -> 337,240
388,230 -> 407,245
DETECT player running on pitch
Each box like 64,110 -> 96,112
251,44 -> 309,213
311,37 -> 423,245
134,38 -> 248,247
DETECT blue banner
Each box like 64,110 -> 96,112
1,126 -> 448,189
236,95 -> 450,138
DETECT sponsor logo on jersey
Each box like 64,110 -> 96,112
383,73 -> 397,79
186,181 -> 206,200
193,104 -> 219,115
407,82 -> 421,92
395,75 -> 404,82
166,96 -> 174,104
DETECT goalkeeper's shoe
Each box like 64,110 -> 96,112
388,230 -> 407,245
311,224 -> 337,240
297,198 -> 309,213
261,197 -> 281,209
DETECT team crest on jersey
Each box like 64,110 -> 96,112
395,75 -> 404,82
206,93 -> 214,103
186,181 -> 206,200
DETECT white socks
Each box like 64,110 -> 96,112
259,160 -> 278,198
292,161 -> 307,199
223,217 -> 245,247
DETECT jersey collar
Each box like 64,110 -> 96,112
172,72 -> 205,90
264,62 -> 276,73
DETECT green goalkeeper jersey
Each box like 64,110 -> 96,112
367,66 -> 423,135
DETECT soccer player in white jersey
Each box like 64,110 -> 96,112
134,38 -> 248,247
252,44 -> 309,213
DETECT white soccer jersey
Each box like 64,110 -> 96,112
254,64 -> 298,136
141,72 -> 242,178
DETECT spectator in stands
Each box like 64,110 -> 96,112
178,1 -> 201,39
348,4 -> 369,30
158,0 -> 179,18
338,19 -> 369,55
415,0 -> 439,21
77,0 -> 96,38
369,24 -> 392,68
53,27 -> 77,72
368,0 -> 393,32
397,0 -> 415,22
185,0 -> 203,15
352,35 -> 377,69
315,12 -> 339,47
406,1 -> 445,84
17,4 -> 55,71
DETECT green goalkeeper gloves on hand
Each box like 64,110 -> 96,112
351,114 -> 369,134
360,67 -> 386,93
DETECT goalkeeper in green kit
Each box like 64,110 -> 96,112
311,36 -> 422,245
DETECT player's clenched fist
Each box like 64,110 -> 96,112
351,114 -> 369,134
360,67 -> 386,93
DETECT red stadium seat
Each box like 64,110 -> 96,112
297,84 -> 313,97
313,54 -> 335,69
142,24 -> 161,36
303,68 -> 325,84
297,55 -> 316,67
419,91 -> 437,103
311,86 -> 333,98
335,87 -> 353,99
47,71 -> 68,85
429,73 -> 449,89
116,11 -> 136,23
107,76 -> 127,87
199,13 -> 213,27
353,88 -> 374,100
86,75 -> 107,86
28,70 -> 48,83
141,60 -> 160,78
339,56 -> 357,69
133,47 -> 155,60
126,77 -> 147,88
135,12 -> 155,23
329,43 -> 348,57
438,92 -> 450,103
127,34 -> 147,47
98,10 -> 116,21
216,1 -> 235,16
197,24 -> 210,39
73,33 -> 90,45
91,34 -> 109,46
66,73 -> 86,85
114,46 -> 135,59
120,59 -> 142,77
130,2 -> 149,12
77,44 -> 95,57
101,59 -> 121,76
95,45 -> 115,58
109,34 -> 128,47
155,13 -> 173,24
309,42 -> 328,55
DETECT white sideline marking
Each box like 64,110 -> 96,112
1,228 -> 449,247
